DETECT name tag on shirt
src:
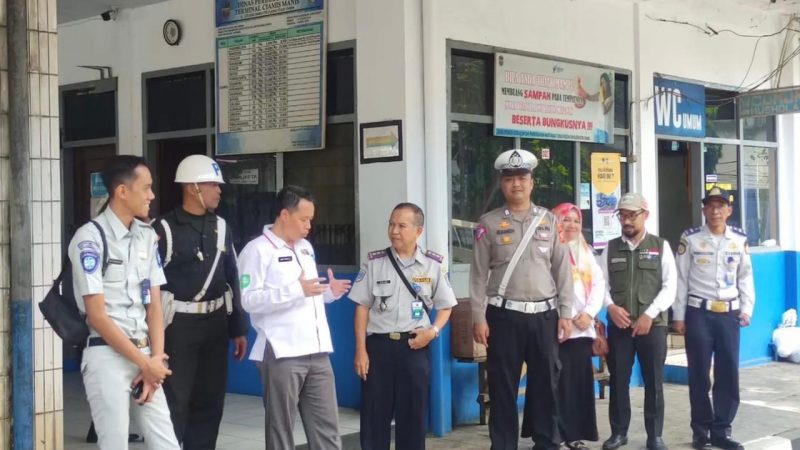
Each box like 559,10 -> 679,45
411,301 -> 424,320
278,256 -> 293,262
377,280 -> 391,285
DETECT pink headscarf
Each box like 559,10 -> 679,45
552,203 -> 593,302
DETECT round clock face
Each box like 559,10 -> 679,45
163,20 -> 181,46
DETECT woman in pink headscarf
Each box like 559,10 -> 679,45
552,202 -> 606,450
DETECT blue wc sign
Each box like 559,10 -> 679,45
653,77 -> 705,138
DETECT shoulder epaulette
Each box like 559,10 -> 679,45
684,227 -> 701,237
425,250 -> 443,263
368,249 -> 387,260
730,226 -> 747,237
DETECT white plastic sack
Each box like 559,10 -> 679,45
773,326 -> 800,358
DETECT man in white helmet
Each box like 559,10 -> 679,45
470,149 -> 575,450
152,154 -> 249,449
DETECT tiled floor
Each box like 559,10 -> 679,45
63,372 -> 360,449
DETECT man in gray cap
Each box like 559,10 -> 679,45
470,149 -> 574,450
673,186 -> 754,450
599,192 -> 676,450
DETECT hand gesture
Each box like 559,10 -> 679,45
573,312 -> 593,331
299,270 -> 327,297
558,318 -> 572,343
326,268 -> 352,298
232,336 -> 248,361
608,304 -> 632,329
631,314 -> 653,337
354,349 -> 369,381
739,313 -> 751,327
141,353 -> 171,386
673,320 -> 686,335
409,327 -> 435,350
473,323 -> 490,347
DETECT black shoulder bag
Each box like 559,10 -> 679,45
39,220 -> 108,347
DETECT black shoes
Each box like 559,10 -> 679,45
565,441 -> 591,450
602,434 -> 629,450
646,437 -> 668,450
711,436 -> 744,450
692,436 -> 712,449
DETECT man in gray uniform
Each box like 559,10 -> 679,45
349,202 -> 458,450
471,149 -> 574,450
68,155 -> 179,449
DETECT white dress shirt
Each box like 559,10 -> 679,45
238,226 -> 342,361
567,252 -> 606,340
599,232 -> 677,319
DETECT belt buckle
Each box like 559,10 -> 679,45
136,338 -> 147,348
389,332 -> 401,341
196,302 -> 204,314
710,300 -> 728,313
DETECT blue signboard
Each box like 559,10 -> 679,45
653,77 -> 705,138
738,87 -> 800,118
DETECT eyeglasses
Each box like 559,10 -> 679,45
615,210 -> 645,222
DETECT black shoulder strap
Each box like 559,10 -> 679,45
90,220 -> 109,276
384,247 -> 430,315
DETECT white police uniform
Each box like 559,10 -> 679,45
237,225 -> 344,450
68,207 -> 179,449
349,246 -> 457,450
674,220 -> 755,443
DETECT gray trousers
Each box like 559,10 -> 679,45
81,346 -> 180,450
259,343 -> 342,450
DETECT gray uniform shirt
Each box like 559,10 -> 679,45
68,207 -> 166,340
674,225 -> 755,321
349,246 -> 458,334
469,204 -> 575,323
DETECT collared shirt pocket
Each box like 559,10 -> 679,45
104,260 -> 126,283
372,282 -> 395,312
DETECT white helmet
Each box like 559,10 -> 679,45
174,155 -> 225,184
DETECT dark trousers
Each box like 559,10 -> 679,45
607,323 -> 667,439
163,307 -> 229,449
360,334 -> 431,450
685,307 -> 741,440
558,337 -> 599,443
488,306 -> 561,450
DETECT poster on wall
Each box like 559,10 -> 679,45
590,153 -> 622,249
90,172 -> 108,218
494,52 -> 614,144
653,76 -> 705,138
215,0 -> 327,155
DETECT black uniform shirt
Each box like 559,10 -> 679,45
153,208 -> 248,338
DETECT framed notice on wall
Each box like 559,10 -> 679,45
215,0 -> 327,155
360,120 -> 403,164
494,52 -> 614,144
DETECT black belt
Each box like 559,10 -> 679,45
370,332 -> 414,341
87,336 -> 150,349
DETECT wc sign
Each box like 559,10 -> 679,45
653,77 -> 705,138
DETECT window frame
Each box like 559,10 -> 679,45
446,40 -> 633,260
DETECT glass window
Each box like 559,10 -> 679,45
284,123 -> 356,265
614,74 -> 629,130
741,146 -> 777,245
327,49 -> 355,116
146,71 -> 207,133
62,87 -> 116,142
705,88 -> 737,139
521,139 -> 575,208
450,122 -> 513,263
450,51 -> 493,116
217,154 -> 279,252
742,116 -> 776,142
703,143 -> 740,227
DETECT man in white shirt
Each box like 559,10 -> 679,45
598,193 -> 677,450
237,185 -> 352,450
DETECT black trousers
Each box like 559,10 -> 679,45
163,307 -> 230,449
607,323 -> 667,439
360,334 -> 431,450
685,307 -> 741,440
488,306 -> 561,450
558,337 -> 599,443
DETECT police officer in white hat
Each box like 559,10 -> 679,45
470,149 -> 575,450
673,186 -> 754,450
153,154 -> 249,448
68,155 -> 179,449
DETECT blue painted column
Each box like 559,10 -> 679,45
429,320 -> 453,436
